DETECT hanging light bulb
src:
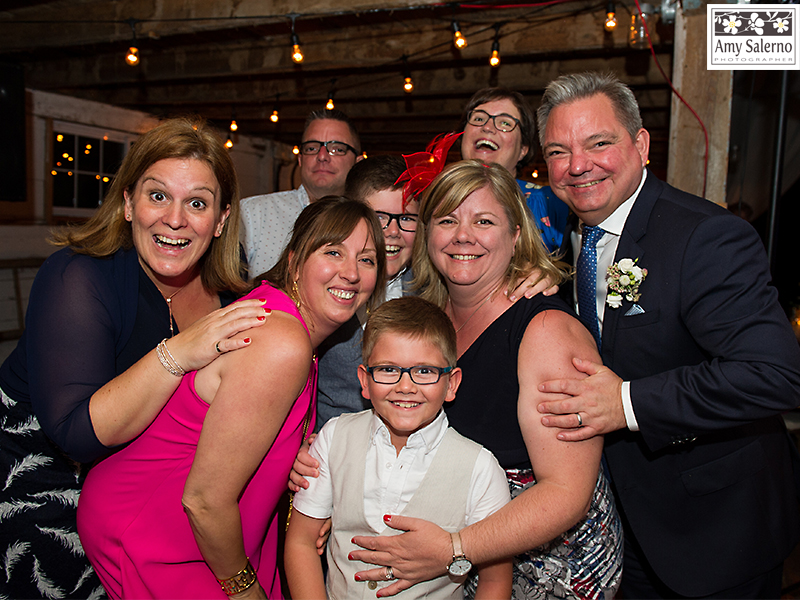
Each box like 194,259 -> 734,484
290,15 -> 304,63
489,25 -> 501,67
402,56 -> 413,94
605,1 -> 618,31
489,40 -> 500,67
452,20 -> 468,49
292,145 -> 300,155
326,79 -> 336,110
125,46 -> 139,66
532,170 -> 539,178
292,36 -> 304,63
225,137 -> 233,149
270,109 -> 279,123
125,19 -> 139,66
230,120 -> 238,132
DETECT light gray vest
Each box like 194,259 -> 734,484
326,410 -> 480,599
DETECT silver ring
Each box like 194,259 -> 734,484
576,412 -> 583,427
385,566 -> 395,580
215,341 -> 222,353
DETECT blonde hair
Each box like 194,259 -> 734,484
263,196 -> 387,315
362,296 -> 457,367
411,159 -> 568,307
51,117 -> 246,294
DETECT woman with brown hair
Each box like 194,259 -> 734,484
0,118 -> 267,598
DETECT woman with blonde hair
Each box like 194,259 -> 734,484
0,117 -> 267,598
351,160 -> 623,599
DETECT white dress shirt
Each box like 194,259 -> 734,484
292,409 -> 510,532
570,169 -> 647,431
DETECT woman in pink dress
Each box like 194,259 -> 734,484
78,196 -> 386,599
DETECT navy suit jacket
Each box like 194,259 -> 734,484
560,172 -> 800,595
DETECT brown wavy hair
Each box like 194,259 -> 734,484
51,117 -> 246,293
263,196 -> 387,315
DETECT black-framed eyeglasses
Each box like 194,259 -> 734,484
300,140 -> 358,156
467,110 -> 520,133
375,211 -> 418,233
365,365 -> 454,385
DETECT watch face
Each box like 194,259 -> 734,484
448,557 -> 472,577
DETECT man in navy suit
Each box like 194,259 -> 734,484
537,72 -> 800,598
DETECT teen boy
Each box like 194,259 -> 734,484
285,297 -> 512,599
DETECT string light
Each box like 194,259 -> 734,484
402,56 -> 413,93
326,79 -> 336,110
125,19 -> 139,66
289,14 -> 304,63
452,20 -> 468,49
604,1 -> 617,31
230,108 -> 238,132
125,47 -> 139,66
292,145 -> 300,155
489,25 -> 501,67
270,109 -> 279,123
532,170 -> 539,178
225,137 -> 233,149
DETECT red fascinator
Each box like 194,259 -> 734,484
395,131 -> 462,207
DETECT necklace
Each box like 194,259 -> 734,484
449,290 -> 493,334
156,282 -> 189,338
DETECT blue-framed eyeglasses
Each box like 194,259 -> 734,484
365,365 -> 454,385
467,109 -> 520,133
375,211 -> 418,233
300,140 -> 358,156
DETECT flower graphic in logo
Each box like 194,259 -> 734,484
723,15 -> 742,33
748,13 -> 765,35
606,258 -> 648,308
774,18 -> 789,33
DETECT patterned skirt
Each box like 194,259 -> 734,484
0,387 -> 106,599
465,468 -> 623,600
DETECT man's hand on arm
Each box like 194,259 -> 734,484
537,357 -> 627,440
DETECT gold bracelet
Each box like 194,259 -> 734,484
217,559 -> 257,596
155,339 -> 185,377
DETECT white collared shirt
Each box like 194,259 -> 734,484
570,169 -> 647,431
292,410 -> 510,532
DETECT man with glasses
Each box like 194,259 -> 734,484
240,109 -> 363,277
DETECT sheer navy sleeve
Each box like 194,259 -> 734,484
22,248 -> 140,463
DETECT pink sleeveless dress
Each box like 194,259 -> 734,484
77,283 -> 316,599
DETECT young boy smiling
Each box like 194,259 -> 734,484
285,297 -> 511,599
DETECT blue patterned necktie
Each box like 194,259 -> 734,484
577,225 -> 605,351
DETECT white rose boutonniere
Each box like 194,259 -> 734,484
606,258 -> 648,308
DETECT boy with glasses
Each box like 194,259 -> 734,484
285,296 -> 511,600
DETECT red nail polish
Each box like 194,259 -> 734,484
258,298 -> 266,303
354,574 -> 361,581
348,552 -> 355,560
264,308 -> 272,313
257,316 -> 266,321
243,338 -> 251,343
383,514 -> 391,522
